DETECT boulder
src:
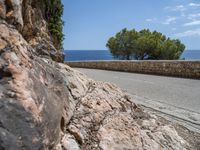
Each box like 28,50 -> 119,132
0,0 -> 199,149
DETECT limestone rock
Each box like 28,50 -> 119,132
62,134 -> 80,150
0,0 -> 64,62
60,67 -> 191,149
5,0 -> 23,30
0,21 -> 71,149
0,0 -> 199,150
0,0 -> 6,19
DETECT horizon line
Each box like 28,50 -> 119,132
64,49 -> 200,51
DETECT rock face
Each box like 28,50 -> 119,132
0,0 -> 64,62
57,65 -> 193,150
0,0 -> 198,150
0,20 -> 69,149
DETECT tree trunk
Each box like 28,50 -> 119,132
126,55 -> 130,60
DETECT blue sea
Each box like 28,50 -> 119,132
64,50 -> 200,61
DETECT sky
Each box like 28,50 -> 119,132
62,0 -> 200,50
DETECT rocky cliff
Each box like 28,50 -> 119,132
0,0 -> 64,62
0,0 -> 199,150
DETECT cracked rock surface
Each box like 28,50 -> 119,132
0,0 -> 200,150
57,65 -> 196,150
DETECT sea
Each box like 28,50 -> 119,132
64,50 -> 200,61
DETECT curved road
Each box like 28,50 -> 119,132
77,68 -> 200,132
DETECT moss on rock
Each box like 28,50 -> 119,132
42,0 -> 64,51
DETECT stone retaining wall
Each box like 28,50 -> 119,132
66,61 -> 200,79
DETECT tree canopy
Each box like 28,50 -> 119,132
106,28 -> 185,60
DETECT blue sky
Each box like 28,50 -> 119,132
62,0 -> 200,50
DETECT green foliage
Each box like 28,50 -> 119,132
42,0 -> 64,51
106,28 -> 185,60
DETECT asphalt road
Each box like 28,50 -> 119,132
76,68 -> 200,132
77,68 -> 200,113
